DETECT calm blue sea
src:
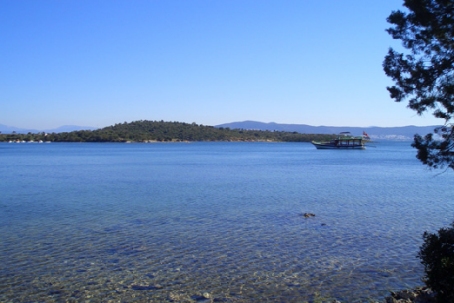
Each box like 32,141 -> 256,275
1,141 -> 453,302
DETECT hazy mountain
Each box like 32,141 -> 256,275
0,124 -> 97,134
44,125 -> 98,133
215,121 -> 441,140
0,124 -> 39,134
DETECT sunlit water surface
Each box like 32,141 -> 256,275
1,141 -> 453,302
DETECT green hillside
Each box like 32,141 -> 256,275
0,120 -> 334,143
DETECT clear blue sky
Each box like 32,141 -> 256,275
0,0 -> 442,130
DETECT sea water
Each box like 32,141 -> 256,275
0,141 -> 453,302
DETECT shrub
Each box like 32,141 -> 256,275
418,221 -> 454,303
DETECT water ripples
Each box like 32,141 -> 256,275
1,142 -> 453,302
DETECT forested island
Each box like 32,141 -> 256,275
0,120 -> 334,143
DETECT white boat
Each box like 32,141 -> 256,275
312,132 -> 369,150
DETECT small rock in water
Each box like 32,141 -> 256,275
202,292 -> 211,299
190,293 -> 211,301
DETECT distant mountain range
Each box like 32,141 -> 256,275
0,124 -> 97,134
215,121 -> 441,140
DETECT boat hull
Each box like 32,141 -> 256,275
311,141 -> 365,150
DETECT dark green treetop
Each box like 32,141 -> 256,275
418,221 -> 454,303
383,0 -> 454,169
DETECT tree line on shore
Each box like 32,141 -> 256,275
0,120 -> 335,143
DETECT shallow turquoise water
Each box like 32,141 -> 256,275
0,141 -> 453,302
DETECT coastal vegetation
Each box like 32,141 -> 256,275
383,0 -> 454,170
0,120 -> 334,143
384,1 -> 454,302
418,222 -> 454,303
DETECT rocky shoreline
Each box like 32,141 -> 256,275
383,287 -> 435,303
165,286 -> 437,303
330,287 -> 436,303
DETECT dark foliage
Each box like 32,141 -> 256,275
383,0 -> 454,170
0,120 -> 334,143
418,221 -> 454,303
